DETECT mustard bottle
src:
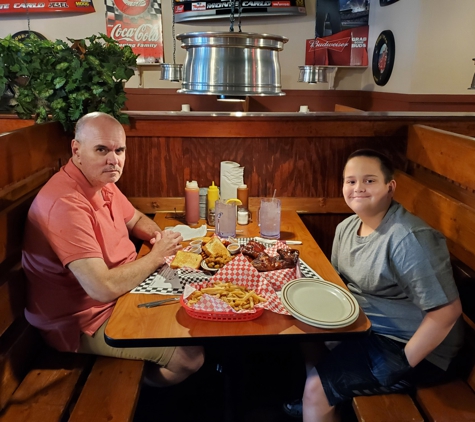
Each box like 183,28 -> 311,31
207,181 -> 220,226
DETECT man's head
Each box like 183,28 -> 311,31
71,112 -> 126,189
342,149 -> 396,217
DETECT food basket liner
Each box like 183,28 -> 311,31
183,253 -> 289,315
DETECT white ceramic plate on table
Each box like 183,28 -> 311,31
281,278 -> 359,328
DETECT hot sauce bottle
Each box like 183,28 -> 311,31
185,181 -> 200,225
237,184 -> 249,210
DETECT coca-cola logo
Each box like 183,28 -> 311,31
114,0 -> 149,16
310,37 -> 350,53
110,23 -> 159,42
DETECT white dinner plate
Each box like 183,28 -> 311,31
282,278 -> 358,325
281,278 -> 359,328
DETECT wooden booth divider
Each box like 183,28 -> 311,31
353,124 -> 475,422
0,122 -> 144,422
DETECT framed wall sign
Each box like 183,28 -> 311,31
372,30 -> 395,86
380,0 -> 400,6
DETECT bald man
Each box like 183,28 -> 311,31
22,112 -> 204,387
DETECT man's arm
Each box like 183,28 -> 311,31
68,230 -> 183,302
404,298 -> 462,367
126,209 -> 162,241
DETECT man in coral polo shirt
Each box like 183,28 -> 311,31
22,112 -> 204,387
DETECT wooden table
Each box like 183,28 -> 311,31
105,210 -> 371,348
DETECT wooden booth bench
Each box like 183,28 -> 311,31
0,123 -> 144,422
353,125 -> 475,422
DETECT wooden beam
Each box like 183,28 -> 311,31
395,170 -> 475,271
407,125 -> 475,191
127,196 -> 352,215
0,168 -> 53,203
334,104 -> 364,112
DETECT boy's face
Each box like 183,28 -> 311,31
343,156 -> 396,217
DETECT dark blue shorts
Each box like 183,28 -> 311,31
317,332 -> 446,406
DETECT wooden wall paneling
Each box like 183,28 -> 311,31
409,165 -> 475,210
0,121 -> 70,190
123,89 -> 475,114
128,196 -> 352,215
394,171 -> 475,271
0,118 -> 35,134
407,125 -> 475,192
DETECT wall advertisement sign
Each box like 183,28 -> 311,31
105,0 -> 164,63
173,0 -> 306,23
305,0 -> 369,67
0,0 -> 95,14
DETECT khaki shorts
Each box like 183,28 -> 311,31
78,318 -> 175,367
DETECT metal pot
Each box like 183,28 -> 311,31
176,32 -> 288,96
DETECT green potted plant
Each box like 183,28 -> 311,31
0,33 -> 138,132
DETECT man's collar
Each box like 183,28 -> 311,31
63,159 -> 113,210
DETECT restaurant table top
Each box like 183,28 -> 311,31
104,210 -> 371,348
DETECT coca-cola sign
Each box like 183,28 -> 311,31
113,0 -> 148,16
110,23 -> 160,42
106,0 -> 163,63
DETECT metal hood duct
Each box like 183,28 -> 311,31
176,32 -> 289,96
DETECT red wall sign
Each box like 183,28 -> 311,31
305,26 -> 369,67
105,0 -> 164,64
0,0 -> 95,14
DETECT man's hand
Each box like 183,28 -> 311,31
68,230 -> 183,303
150,230 -> 183,257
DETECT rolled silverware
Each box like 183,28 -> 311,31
253,236 -> 302,245
137,297 -> 180,308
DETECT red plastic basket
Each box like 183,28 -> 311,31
180,296 -> 264,321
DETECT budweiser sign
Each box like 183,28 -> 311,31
105,0 -> 163,63
305,26 -> 368,66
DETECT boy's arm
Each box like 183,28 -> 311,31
404,298 -> 462,367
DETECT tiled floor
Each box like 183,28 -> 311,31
133,344 -> 358,422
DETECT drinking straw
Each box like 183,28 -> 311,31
272,189 -> 277,200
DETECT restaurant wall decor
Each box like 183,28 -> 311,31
372,30 -> 395,86
0,0 -> 95,14
172,0 -> 306,23
305,0 -> 369,67
105,0 -> 164,63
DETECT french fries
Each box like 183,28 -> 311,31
187,281 -> 267,311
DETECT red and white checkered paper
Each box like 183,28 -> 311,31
183,254 -> 288,315
168,239 -> 303,315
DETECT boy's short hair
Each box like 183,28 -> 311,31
345,149 -> 395,183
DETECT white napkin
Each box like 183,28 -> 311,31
220,161 -> 244,202
165,224 -> 207,241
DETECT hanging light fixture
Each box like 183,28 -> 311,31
160,0 -> 182,82
298,65 -> 328,84
176,0 -> 288,97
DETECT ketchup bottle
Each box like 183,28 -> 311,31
185,181 -> 200,225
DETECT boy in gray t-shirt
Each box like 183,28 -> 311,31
286,149 -> 463,422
